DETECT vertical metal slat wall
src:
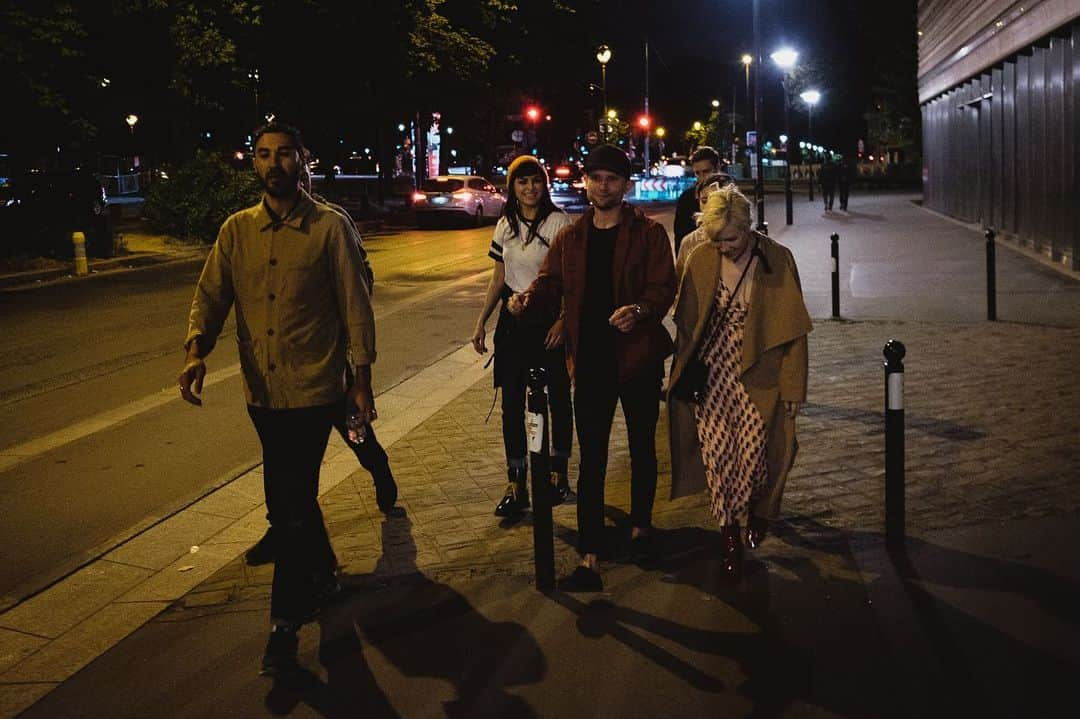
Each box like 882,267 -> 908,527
921,21 -> 1079,269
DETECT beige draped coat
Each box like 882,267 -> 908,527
667,232 -> 812,520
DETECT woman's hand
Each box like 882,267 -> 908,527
544,318 -> 565,349
784,400 -> 802,418
507,292 -> 527,317
471,323 -> 488,355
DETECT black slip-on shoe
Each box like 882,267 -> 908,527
260,628 -> 299,677
558,565 -> 603,593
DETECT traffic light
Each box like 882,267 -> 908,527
525,105 -> 541,122
636,114 -> 651,130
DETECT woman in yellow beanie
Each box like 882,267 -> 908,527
472,156 -> 575,517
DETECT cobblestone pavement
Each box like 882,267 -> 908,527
176,317 -> 1080,612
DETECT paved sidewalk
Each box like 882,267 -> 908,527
4,314 -> 1077,718
2,192 -> 1078,717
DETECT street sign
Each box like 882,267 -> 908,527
746,131 -> 757,148
511,129 -> 525,143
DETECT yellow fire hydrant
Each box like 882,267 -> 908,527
72,231 -> 89,277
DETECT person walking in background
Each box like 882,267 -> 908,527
178,122 -> 377,676
673,146 -> 723,257
674,172 -> 735,279
471,155 -> 575,517
838,156 -> 856,211
508,145 -> 676,592
819,159 -> 837,212
668,185 -> 811,583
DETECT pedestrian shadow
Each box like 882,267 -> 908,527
641,523 -> 890,717
825,210 -> 887,222
265,512 -> 546,718
774,515 -> 1080,716
801,401 -> 986,440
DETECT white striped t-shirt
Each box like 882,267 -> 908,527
488,211 -> 573,293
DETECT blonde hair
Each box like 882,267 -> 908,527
701,184 -> 752,238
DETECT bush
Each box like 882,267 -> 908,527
143,151 -> 261,243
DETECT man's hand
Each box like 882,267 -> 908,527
350,365 -> 376,424
544,317 -> 565,349
471,323 -> 488,355
784,400 -> 802,419
608,305 -> 640,333
178,358 -> 207,406
507,292 -> 527,317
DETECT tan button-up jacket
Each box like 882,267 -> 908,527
185,191 -> 375,409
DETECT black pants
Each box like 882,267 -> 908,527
495,305 -> 573,468
573,364 -> 662,556
822,186 -> 835,210
838,185 -> 850,210
248,402 -> 338,624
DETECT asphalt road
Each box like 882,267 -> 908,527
0,221 -> 521,610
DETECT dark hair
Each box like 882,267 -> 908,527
503,159 -> 560,246
690,146 -> 721,166
253,121 -> 305,154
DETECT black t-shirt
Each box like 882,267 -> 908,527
578,223 -> 619,373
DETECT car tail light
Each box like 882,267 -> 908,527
554,167 -> 571,177
412,192 -> 426,202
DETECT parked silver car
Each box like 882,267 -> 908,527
413,175 -> 506,227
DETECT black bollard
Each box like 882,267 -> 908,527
526,366 -> 555,592
830,233 -> 841,319
756,221 -> 769,237
808,170 -> 815,203
883,340 -> 906,548
985,229 -> 997,322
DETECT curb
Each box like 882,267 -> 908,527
0,251 -> 207,291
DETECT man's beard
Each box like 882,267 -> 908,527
260,168 -> 299,198
588,193 -> 621,211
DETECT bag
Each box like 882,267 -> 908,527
670,356 -> 708,403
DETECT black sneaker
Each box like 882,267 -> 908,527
245,529 -> 276,566
558,565 -> 603,593
373,463 -> 398,513
260,627 -> 299,677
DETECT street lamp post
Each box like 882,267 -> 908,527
771,47 -> 798,226
247,69 -> 260,122
125,114 -> 139,135
750,1 -> 766,232
596,44 -> 612,137
800,89 -> 821,202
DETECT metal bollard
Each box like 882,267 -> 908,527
72,231 -> 89,277
985,229 -> 997,321
830,233 -> 840,319
756,221 -> 769,237
526,366 -> 555,592
883,340 -> 906,548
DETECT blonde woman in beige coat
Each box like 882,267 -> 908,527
667,185 -> 811,582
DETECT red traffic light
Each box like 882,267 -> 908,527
525,106 -> 541,121
636,115 -> 651,130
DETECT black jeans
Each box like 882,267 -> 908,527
248,402 -> 338,624
573,364 -> 662,556
495,305 -> 573,468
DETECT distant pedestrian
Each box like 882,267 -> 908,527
673,146 -> 723,257
471,155 -> 575,517
674,172 -> 735,279
178,121 -> 377,676
819,160 -> 837,211
508,145 -> 676,591
668,185 -> 811,583
837,156 -> 856,211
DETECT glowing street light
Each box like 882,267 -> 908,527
711,99 -> 720,108
770,47 -> 798,70
800,89 -> 821,142
655,127 -> 666,138
607,109 -> 618,120
596,44 -> 612,120
125,114 -> 139,135
692,120 -> 703,131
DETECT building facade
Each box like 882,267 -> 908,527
919,0 -> 1079,269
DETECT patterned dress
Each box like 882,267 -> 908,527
693,278 -> 769,526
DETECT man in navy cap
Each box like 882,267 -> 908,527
508,145 -> 676,591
